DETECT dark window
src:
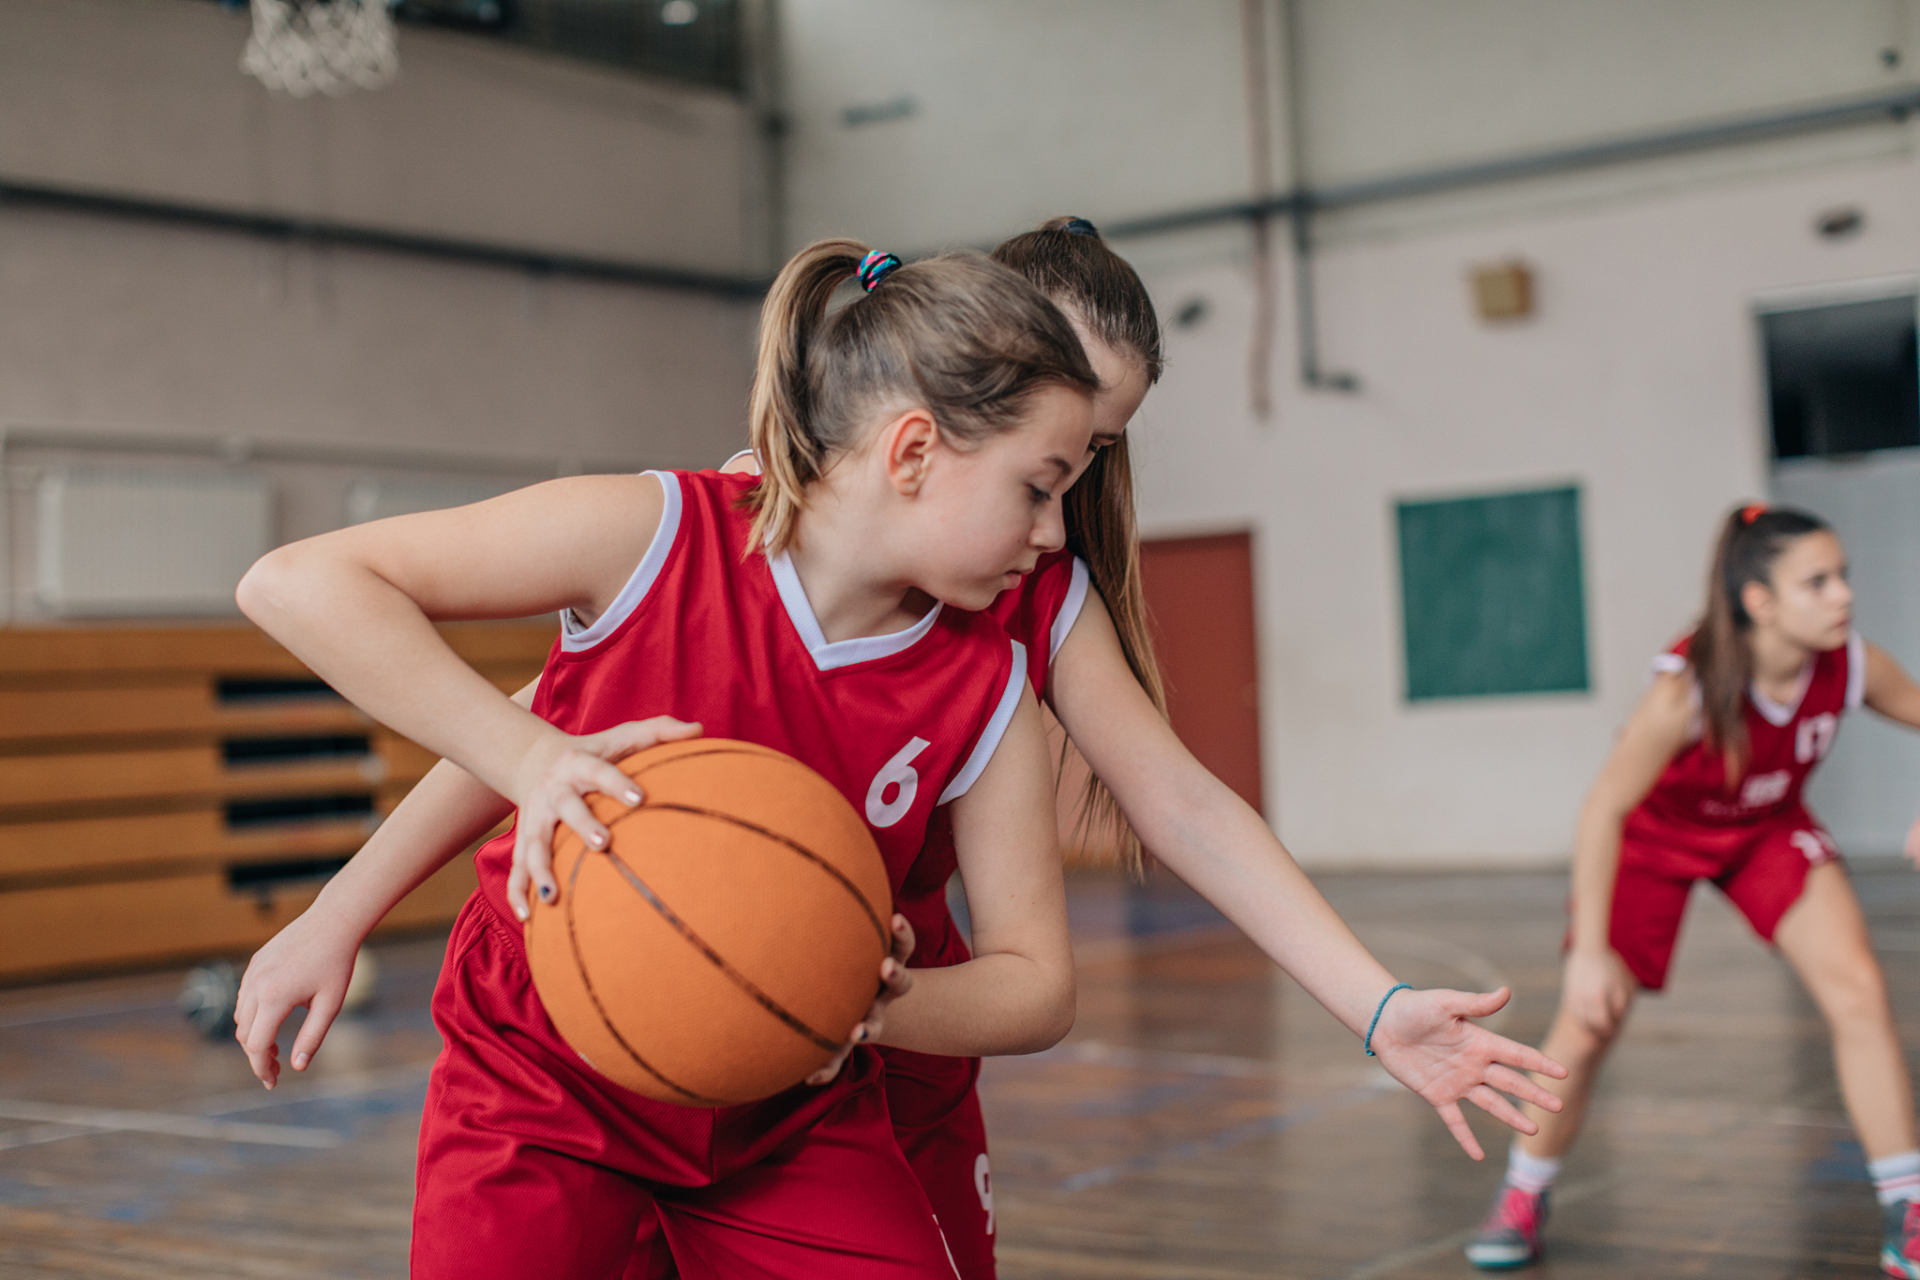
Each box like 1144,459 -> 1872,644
1763,296 -> 1920,460
395,0 -> 746,93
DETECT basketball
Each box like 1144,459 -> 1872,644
525,737 -> 894,1107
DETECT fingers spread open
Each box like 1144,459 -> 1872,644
1486,1034 -> 1569,1081
1436,1100 -> 1485,1161
1482,1062 -> 1562,1111
1465,1083 -> 1535,1135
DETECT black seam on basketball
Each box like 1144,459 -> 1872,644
618,746 -> 776,784
604,803 -> 888,950
604,850 -> 845,1054
562,850 -> 723,1107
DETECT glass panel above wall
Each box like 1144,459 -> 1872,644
1762,294 -> 1920,460
208,0 -> 749,94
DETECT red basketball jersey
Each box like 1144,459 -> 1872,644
894,549 -> 1092,959
1624,631 -> 1864,852
469,469 -> 1027,1124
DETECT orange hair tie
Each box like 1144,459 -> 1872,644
1739,503 -> 1768,525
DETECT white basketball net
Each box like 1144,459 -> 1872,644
241,0 -> 399,98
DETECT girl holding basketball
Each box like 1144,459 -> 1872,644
239,219 -> 1569,1278
240,240 -> 1102,1279
1460,506 -> 1920,1274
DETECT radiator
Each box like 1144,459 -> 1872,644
36,468 -> 273,617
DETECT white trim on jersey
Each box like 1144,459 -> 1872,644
1650,653 -> 1687,677
1846,629 -> 1867,710
1751,657 -> 1814,727
559,471 -> 683,653
767,550 -> 945,671
1049,557 -> 1090,661
722,448 -> 760,474
938,639 -> 1027,805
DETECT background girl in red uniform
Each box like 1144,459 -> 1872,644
1462,505 -> 1920,1274
236,238 -> 1102,1279
239,218 -> 1570,1279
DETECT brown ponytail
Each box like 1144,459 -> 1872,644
746,238 -> 1099,554
1689,503 -> 1830,783
995,218 -> 1169,877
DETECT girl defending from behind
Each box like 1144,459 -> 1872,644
240,219 -> 1570,1280
1464,506 -> 1920,1274
237,240 -> 1097,1279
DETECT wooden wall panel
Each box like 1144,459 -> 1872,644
0,621 -> 544,982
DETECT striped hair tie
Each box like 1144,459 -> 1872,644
857,250 -> 902,292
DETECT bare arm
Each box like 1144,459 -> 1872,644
1049,594 -> 1567,1158
1862,640 -> 1920,865
237,475 -> 658,805
874,689 -> 1076,1057
1559,670 -> 1695,1034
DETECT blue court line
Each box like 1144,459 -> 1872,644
1056,1075 -> 1401,1192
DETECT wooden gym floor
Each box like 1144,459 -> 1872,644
4,865 -> 1919,1278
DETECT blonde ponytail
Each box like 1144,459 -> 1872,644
742,238 -> 1099,554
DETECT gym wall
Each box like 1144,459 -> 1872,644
780,0 -> 1920,866
0,0 -> 766,566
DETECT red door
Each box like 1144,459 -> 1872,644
1139,532 -> 1263,816
1054,531 -> 1264,863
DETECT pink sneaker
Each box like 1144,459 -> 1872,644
1465,1184 -> 1548,1269
1884,1199 -> 1920,1278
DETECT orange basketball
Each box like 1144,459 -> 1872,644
525,738 -> 893,1107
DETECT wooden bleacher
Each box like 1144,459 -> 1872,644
0,622 -> 553,983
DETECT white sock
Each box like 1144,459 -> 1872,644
1871,1150 -> 1920,1206
1503,1144 -> 1562,1196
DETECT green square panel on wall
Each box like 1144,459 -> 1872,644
1396,485 -> 1590,701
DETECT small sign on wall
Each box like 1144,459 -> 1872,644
1395,484 -> 1590,701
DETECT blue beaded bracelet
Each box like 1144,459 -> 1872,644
1363,982 -> 1413,1057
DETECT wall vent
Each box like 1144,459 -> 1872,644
35,468 -> 272,617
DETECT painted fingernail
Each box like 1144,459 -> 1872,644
515,905 -> 529,922
853,1026 -> 869,1043
589,832 -> 606,848
538,884 -> 553,902
624,790 -> 642,805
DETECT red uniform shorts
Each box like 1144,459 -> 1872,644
412,895 -> 962,1280
1603,810 -> 1840,991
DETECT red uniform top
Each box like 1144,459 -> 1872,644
882,550 -> 1091,1131
470,469 -> 1028,1157
1623,631 -> 1865,856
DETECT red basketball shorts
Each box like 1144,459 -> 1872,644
884,1047 -> 994,1280
621,1054 -> 995,1280
1601,811 -> 1840,991
412,895 -> 962,1280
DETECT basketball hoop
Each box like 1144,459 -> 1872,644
241,0 -> 399,98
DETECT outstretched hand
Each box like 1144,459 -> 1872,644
806,915 -> 916,1087
1364,986 -> 1568,1161
507,716 -> 703,921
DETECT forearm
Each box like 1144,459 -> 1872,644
239,555 -> 554,796
1132,768 -> 1395,1037
307,759 -> 514,941
875,954 -> 1074,1057
1568,804 -> 1625,953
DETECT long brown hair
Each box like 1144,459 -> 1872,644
1689,503 -> 1831,783
745,238 -> 1098,553
994,217 -> 1169,875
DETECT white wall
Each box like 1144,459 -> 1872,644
0,0 -> 763,595
779,0 -> 1920,865
1132,155 -> 1920,865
